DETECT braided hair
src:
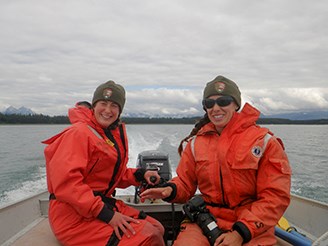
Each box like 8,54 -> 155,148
178,113 -> 210,156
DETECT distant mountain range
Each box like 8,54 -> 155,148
1,106 -> 328,120
261,111 -> 328,120
2,106 -> 35,115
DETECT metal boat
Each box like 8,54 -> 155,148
1,151 -> 327,245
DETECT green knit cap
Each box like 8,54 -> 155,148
203,75 -> 241,110
92,80 -> 126,112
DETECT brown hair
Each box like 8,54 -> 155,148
178,113 -> 210,156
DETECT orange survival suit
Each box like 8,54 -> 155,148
164,103 -> 292,245
43,105 -> 164,246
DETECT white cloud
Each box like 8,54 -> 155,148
124,88 -> 202,117
243,88 -> 328,115
0,0 -> 327,116
286,88 -> 328,108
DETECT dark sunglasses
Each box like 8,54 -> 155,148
202,96 -> 234,109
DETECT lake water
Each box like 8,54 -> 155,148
0,124 -> 327,207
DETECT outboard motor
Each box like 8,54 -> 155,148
134,150 -> 172,203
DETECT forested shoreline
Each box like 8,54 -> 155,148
0,113 -> 327,125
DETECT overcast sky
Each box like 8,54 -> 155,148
0,0 -> 327,117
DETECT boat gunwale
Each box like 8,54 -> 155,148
1,191 -> 327,246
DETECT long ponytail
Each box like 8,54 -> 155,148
178,113 -> 210,156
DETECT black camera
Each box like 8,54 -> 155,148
183,196 -> 223,246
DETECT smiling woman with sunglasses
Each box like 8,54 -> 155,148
141,75 -> 292,246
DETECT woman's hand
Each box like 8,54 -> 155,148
144,170 -> 161,185
140,186 -> 173,202
214,230 -> 243,246
108,211 -> 140,240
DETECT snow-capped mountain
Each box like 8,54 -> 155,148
3,106 -> 35,115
